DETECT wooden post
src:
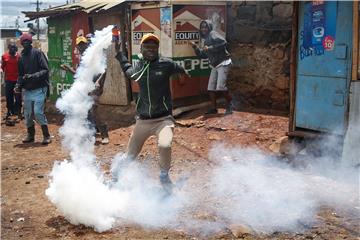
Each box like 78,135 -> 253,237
352,1 -> 359,81
288,1 -> 299,134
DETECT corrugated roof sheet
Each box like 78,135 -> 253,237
23,0 -> 127,20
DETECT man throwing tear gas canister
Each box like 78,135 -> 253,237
114,33 -> 189,194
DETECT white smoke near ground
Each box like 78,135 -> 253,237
45,25 -> 359,236
208,143 -> 359,233
110,154 -> 189,228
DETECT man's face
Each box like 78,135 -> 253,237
200,23 -> 209,36
77,42 -> 88,55
141,41 -> 159,61
8,44 -> 17,56
21,40 -> 32,49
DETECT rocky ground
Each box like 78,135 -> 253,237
1,97 -> 359,239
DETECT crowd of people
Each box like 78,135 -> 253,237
1,22 -> 233,193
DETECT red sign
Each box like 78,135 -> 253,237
323,36 -> 335,51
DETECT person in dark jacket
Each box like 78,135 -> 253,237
191,20 -> 233,115
14,33 -> 51,144
115,33 -> 188,194
1,41 -> 22,120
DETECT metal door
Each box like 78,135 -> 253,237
295,1 -> 353,134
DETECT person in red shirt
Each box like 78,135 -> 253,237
1,41 -> 21,119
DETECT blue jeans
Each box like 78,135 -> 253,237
5,80 -> 22,115
23,87 -> 48,128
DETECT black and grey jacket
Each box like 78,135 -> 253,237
192,20 -> 230,68
116,52 -> 186,119
17,46 -> 49,90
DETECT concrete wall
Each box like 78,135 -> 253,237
227,1 -> 293,112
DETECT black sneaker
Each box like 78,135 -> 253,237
225,104 -> 233,115
205,108 -> 218,115
3,112 -> 11,120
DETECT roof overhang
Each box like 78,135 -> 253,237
22,0 -> 128,21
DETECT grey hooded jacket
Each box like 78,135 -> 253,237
192,20 -> 230,68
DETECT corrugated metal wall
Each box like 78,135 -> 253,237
47,17 -> 73,101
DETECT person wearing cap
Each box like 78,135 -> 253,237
86,33 -> 94,44
114,33 -> 189,194
14,33 -> 51,144
191,20 -> 233,115
1,40 -> 22,120
61,35 -> 110,145
60,36 -> 88,74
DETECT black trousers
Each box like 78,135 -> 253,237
5,80 -> 22,115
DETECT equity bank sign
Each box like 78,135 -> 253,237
174,21 -> 199,45
133,31 -> 154,44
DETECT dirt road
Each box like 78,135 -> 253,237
1,98 -> 359,239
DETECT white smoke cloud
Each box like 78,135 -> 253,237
208,143 -> 359,233
46,160 -> 128,232
46,25 -> 359,235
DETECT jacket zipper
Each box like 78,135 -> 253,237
163,96 -> 169,111
147,66 -> 152,118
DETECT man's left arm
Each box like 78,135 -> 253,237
1,55 -> 6,72
207,32 -> 227,51
33,51 -> 49,80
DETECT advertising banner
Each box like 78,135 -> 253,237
131,8 -> 161,60
300,1 -> 337,60
130,3 -> 226,99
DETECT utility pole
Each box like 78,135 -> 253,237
30,0 -> 43,40
15,16 -> 20,29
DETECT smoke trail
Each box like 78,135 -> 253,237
46,25 -> 124,232
46,26 -> 189,232
55,26 -> 112,167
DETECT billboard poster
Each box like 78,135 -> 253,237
130,3 -> 226,98
311,0 -> 325,51
160,7 -> 172,57
300,1 -> 337,60
131,8 -> 161,61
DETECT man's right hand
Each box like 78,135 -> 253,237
60,64 -> 69,71
14,86 -> 21,94
23,74 -> 33,80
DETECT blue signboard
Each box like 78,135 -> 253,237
300,1 -> 338,60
